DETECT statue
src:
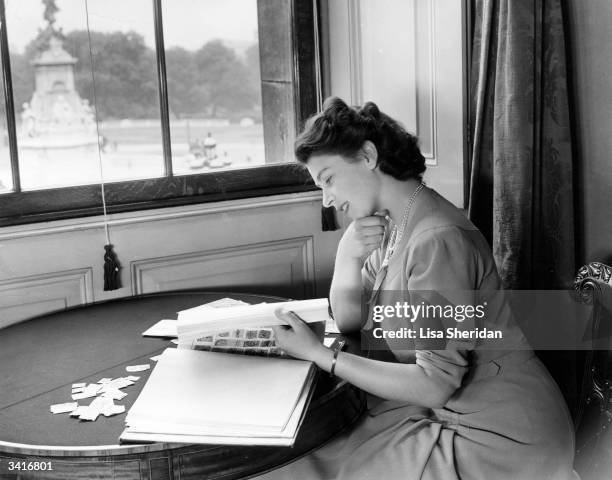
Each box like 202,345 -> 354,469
42,0 -> 59,28
35,0 -> 64,52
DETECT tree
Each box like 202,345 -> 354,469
194,39 -> 258,117
5,28 -> 261,123
63,30 -> 158,119
8,53 -> 35,116
165,47 -> 207,118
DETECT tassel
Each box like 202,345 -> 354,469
321,205 -> 339,231
103,244 -> 121,291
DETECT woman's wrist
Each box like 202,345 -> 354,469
313,345 -> 335,372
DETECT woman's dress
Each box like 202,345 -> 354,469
256,187 -> 575,480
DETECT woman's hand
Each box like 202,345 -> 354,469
272,309 -> 331,367
338,213 -> 388,260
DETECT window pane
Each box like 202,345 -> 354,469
5,0 -> 163,190
0,27 -> 11,193
161,0 -> 265,175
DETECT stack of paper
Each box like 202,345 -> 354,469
177,298 -> 330,353
120,348 -> 317,446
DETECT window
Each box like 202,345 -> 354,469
0,0 -> 319,226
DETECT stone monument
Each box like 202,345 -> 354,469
20,35 -> 98,150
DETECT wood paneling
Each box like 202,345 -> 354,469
324,0 -> 466,207
0,193 -> 342,324
0,268 -> 93,328
132,237 -> 315,299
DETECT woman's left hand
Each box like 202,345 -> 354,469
272,308 -> 329,364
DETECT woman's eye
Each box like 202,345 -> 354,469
323,176 -> 333,186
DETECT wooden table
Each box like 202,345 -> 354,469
0,291 -> 364,479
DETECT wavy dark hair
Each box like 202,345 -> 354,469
295,97 -> 426,180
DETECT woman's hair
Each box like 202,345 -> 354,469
295,97 -> 426,180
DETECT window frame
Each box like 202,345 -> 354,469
0,0 -> 321,227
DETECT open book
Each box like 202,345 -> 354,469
177,297 -> 330,354
120,348 -> 317,446
122,298 -> 331,445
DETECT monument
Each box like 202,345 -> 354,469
19,1 -> 98,151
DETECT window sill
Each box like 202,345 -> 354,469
0,164 -> 316,227
0,189 -> 323,240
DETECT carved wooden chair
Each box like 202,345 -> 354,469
572,262 -> 612,479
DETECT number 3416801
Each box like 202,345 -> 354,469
5,461 -> 53,471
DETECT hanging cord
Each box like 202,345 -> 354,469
85,0 -> 120,291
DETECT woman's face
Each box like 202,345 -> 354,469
306,152 -> 380,220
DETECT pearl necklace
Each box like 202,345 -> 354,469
381,182 -> 424,269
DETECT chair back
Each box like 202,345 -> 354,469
572,262 -> 612,480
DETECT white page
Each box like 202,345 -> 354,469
126,348 -> 313,431
119,430 -> 296,446
177,298 -> 330,339
142,319 -> 178,338
124,365 -> 314,438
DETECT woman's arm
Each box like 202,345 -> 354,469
273,311 -> 463,409
330,215 -> 387,333
315,348 -> 458,408
329,251 -> 366,334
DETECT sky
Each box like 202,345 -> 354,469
5,0 -> 259,53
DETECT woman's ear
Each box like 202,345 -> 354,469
361,140 -> 378,170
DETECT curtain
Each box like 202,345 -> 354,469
468,0 -> 576,290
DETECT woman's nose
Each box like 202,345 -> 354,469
322,189 -> 334,208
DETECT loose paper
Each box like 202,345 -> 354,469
50,402 -> 78,414
70,406 -> 89,417
54,375 -> 137,421
126,364 -> 150,372
142,319 -> 178,338
103,404 -> 126,417
101,389 -> 128,401
72,384 -> 102,400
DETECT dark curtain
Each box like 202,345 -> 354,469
468,0 -> 576,290
468,0 -> 583,420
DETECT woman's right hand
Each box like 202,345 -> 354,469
338,213 -> 388,260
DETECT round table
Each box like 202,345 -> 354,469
0,292 -> 365,479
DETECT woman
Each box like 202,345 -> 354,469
262,97 -> 574,480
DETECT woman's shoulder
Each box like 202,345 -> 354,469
408,189 -> 481,247
402,190 -> 498,287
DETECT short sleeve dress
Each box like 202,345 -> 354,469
256,187 -> 575,480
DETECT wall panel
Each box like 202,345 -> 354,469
132,236 -> 315,299
0,268 -> 93,328
0,193 -> 341,327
